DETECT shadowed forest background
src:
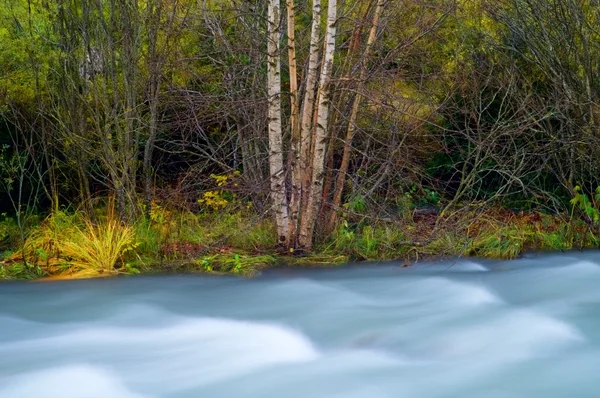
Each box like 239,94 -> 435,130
2,0 -> 600,279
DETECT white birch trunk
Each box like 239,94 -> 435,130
296,0 -> 322,238
267,0 -> 289,245
287,0 -> 301,245
299,0 -> 338,249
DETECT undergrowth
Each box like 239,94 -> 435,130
1,210 -> 139,279
1,200 -> 599,280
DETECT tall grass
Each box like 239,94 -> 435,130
5,207 -> 138,279
59,218 -> 137,277
326,221 -> 409,261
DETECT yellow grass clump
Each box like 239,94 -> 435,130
6,209 -> 138,279
59,219 -> 138,278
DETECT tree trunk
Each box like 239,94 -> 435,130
287,0 -> 301,246
295,0 -> 322,237
327,0 -> 385,232
143,0 -> 163,218
267,0 -> 289,245
298,0 -> 338,250
321,0 -> 375,227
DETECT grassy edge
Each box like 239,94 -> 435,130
1,207 -> 598,280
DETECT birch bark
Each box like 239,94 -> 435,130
287,0 -> 301,245
267,0 -> 289,244
299,0 -> 338,249
296,0 -> 322,226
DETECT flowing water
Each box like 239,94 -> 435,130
2,252 -> 600,397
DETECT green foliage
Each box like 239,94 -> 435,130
133,216 -> 163,258
0,260 -> 45,280
332,220 -> 355,249
0,1 -> 53,108
0,213 -> 20,250
536,226 -> 573,251
328,220 -> 408,261
124,262 -> 141,274
2,202 -> 599,281
423,232 -> 467,257
0,144 -> 22,191
125,205 -> 279,275
570,186 -> 600,223
174,212 -> 276,252
195,253 -> 277,276
405,186 -> 440,208
343,195 -> 367,214
467,226 -> 529,259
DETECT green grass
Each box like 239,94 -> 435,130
2,202 -> 600,280
195,253 -> 278,276
324,221 -> 410,261
466,226 -> 529,259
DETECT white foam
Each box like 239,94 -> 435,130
561,261 -> 600,275
0,364 -> 148,398
268,278 -> 374,304
433,310 -> 582,362
415,277 -> 502,307
447,261 -> 488,272
0,318 -> 319,392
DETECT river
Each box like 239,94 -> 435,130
1,252 -> 600,397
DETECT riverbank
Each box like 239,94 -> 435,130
0,205 -> 598,280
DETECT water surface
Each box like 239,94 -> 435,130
2,252 -> 600,397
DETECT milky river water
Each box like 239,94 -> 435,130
2,252 -> 600,397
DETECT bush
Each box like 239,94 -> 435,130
6,209 -> 139,278
59,218 -> 138,277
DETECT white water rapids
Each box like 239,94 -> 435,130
2,252 -> 600,397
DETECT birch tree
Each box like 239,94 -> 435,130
267,0 -> 289,245
263,0 -> 339,250
294,0 -> 322,241
298,0 -> 338,250
287,0 -> 301,243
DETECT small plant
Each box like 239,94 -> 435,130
358,225 -> 378,258
124,262 -> 141,274
536,227 -> 572,251
195,253 -> 276,276
396,195 -> 413,219
403,185 -> 440,208
571,186 -> 600,223
149,201 -> 170,224
199,255 -> 214,272
468,228 -> 525,259
328,221 -> 409,261
0,260 -> 45,280
0,214 -> 20,250
425,189 -> 440,205
197,171 -> 241,212
228,253 -> 243,274
332,220 -> 355,249
343,195 -> 367,214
